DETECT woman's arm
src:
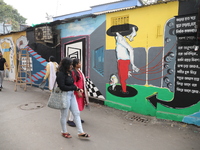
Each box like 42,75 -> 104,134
71,70 -> 83,97
56,72 -> 77,91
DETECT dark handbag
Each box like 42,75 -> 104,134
39,81 -> 46,90
47,83 -> 67,109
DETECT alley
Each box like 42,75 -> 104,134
0,80 -> 200,150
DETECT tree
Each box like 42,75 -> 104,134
0,0 -> 27,32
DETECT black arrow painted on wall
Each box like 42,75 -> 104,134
147,92 -> 200,109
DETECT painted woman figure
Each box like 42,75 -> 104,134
67,58 -> 89,127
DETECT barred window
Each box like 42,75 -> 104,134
111,15 -> 129,26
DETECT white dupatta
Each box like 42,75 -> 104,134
79,69 -> 89,104
49,62 -> 57,90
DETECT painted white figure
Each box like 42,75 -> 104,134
107,24 -> 139,93
115,27 -> 139,73
109,74 -> 118,90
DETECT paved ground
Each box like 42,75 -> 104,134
0,80 -> 200,150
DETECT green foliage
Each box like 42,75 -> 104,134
0,0 -> 27,32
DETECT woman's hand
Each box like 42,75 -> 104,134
77,91 -> 83,97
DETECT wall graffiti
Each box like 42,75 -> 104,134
105,1 -> 200,126
0,37 -> 15,80
107,24 -> 139,97
147,15 -> 200,109
0,0 -> 198,126
106,16 -> 200,125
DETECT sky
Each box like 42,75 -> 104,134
3,0 -> 120,25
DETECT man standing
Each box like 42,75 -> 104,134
0,51 -> 9,91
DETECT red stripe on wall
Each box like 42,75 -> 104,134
40,60 -> 46,63
36,73 -> 43,78
36,56 -> 41,59
32,75 -> 38,80
32,53 -> 38,56
40,71 -> 46,75
29,50 -> 34,53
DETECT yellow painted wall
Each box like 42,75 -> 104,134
106,1 -> 178,50
0,31 -> 26,81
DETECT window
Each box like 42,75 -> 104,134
111,15 -> 129,26
93,46 -> 104,76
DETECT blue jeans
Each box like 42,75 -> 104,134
60,91 -> 84,134
0,70 -> 4,87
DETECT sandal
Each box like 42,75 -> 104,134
78,133 -> 90,139
67,120 -> 76,127
62,133 -> 72,138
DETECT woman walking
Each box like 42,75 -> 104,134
67,58 -> 89,127
43,56 -> 58,91
56,57 -> 90,139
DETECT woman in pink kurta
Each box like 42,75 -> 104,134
67,58 -> 89,127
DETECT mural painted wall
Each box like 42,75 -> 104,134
56,1 -> 200,126
175,0 -> 200,126
57,15 -> 107,99
23,26 -> 60,88
0,31 -> 53,89
0,32 -> 27,82
0,26 -> 61,89
1,1 -> 199,126
105,1 -> 200,126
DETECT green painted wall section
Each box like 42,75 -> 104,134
106,83 -> 200,122
106,84 -> 173,116
157,102 -> 200,121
